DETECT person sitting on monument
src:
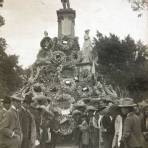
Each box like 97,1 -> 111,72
61,0 -> 70,9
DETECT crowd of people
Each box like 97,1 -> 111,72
0,93 -> 148,148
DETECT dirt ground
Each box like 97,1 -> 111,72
56,145 -> 78,148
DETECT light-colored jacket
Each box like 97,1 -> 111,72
112,115 -> 122,148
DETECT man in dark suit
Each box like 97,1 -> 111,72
0,94 -> 22,148
120,98 -> 144,148
0,96 -> 11,122
19,94 -> 35,148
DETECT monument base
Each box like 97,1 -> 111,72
57,8 -> 76,39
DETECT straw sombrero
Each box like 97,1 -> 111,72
118,98 -> 136,107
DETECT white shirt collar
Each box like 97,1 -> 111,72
21,106 -> 26,111
3,107 -> 7,111
11,105 -> 17,111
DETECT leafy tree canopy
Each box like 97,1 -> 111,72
93,31 -> 148,101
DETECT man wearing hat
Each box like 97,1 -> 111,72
120,98 -> 144,148
0,93 -> 22,148
72,110 -> 82,147
86,106 -> 97,148
50,109 -> 60,148
0,96 -> 11,122
19,94 -> 36,148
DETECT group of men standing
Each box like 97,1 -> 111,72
0,93 -> 59,148
0,94 -> 36,148
71,97 -> 148,148
0,93 -> 148,148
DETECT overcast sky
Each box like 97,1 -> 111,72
0,0 -> 147,68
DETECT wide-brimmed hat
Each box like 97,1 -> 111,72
118,98 -> 136,107
1,96 -> 11,104
72,110 -> 82,116
90,98 -> 101,104
74,103 -> 86,109
86,105 -> 97,111
98,105 -> 107,111
11,93 -> 23,102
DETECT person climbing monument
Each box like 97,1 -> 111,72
61,0 -> 70,9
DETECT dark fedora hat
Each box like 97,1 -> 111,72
1,96 -> 11,104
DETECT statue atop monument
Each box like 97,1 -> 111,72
57,0 -> 75,38
82,29 -> 93,63
61,0 -> 70,9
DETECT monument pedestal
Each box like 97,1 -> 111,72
57,8 -> 76,39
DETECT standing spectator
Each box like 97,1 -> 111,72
101,108 -> 114,148
79,114 -> 89,148
141,104 -> 148,148
111,105 -> 123,148
0,96 -> 11,121
0,93 -> 22,148
39,105 -> 54,148
50,109 -> 60,148
72,110 -> 82,148
87,106 -> 97,148
31,95 -> 49,147
120,98 -> 144,148
19,94 -> 36,148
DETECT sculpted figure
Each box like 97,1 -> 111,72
82,29 -> 93,63
61,0 -> 70,9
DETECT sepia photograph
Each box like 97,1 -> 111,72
0,0 -> 148,148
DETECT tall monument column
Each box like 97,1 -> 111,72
57,1 -> 76,38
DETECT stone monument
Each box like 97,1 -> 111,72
57,0 -> 76,38
18,0 -> 118,144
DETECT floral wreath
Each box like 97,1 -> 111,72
58,37 -> 74,51
70,51 -> 81,64
40,37 -> 53,50
54,93 -> 75,110
77,85 -> 93,97
59,116 -> 75,136
79,69 -> 92,82
50,51 -> 66,65
60,78 -> 76,93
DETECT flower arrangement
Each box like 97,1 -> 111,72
60,78 -> 76,93
79,69 -> 92,82
77,85 -> 93,97
51,51 -> 66,65
54,93 -> 75,110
